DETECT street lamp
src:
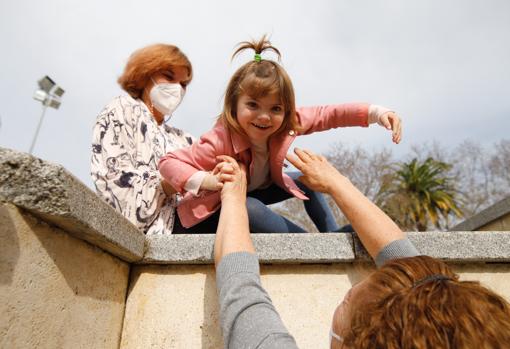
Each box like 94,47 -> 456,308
30,75 -> 65,154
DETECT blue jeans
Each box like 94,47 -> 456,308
246,171 -> 339,233
173,172 -> 339,234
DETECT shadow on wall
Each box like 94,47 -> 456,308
19,205 -> 129,302
0,204 -> 20,285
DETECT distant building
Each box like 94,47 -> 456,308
452,197 -> 510,231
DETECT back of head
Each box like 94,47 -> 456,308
344,255 -> 510,348
118,44 -> 192,99
221,35 -> 298,136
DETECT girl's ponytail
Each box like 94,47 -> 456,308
232,35 -> 281,62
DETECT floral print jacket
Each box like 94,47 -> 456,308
91,95 -> 194,235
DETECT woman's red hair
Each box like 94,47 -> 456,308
343,256 -> 510,348
118,44 -> 192,99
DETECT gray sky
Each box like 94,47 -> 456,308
1,0 -> 509,188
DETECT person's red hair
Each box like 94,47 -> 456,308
118,44 -> 192,99
343,255 -> 510,348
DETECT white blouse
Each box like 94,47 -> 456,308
91,95 -> 194,235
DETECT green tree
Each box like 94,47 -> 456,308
380,157 -> 463,231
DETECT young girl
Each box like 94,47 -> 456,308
159,36 -> 402,234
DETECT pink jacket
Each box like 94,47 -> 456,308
159,103 -> 369,228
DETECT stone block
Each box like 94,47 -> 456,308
0,147 -> 144,262
353,231 -> 510,263
1,203 -> 129,348
142,233 -> 355,264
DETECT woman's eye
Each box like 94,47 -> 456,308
246,101 -> 258,109
272,106 -> 283,113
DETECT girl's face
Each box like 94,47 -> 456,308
236,93 -> 285,143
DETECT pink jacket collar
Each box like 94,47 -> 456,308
230,128 -> 251,154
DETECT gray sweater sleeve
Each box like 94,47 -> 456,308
375,238 -> 420,267
216,252 -> 299,349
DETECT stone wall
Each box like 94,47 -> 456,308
1,148 -> 144,349
121,262 -> 510,349
0,203 -> 129,349
121,232 -> 510,348
2,147 -> 510,349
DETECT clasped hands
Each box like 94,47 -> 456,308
212,148 -> 347,201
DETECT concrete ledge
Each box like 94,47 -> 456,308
452,196 -> 510,231
141,233 -> 355,264
353,231 -> 510,262
0,147 -> 144,262
409,231 -> 510,262
2,147 -> 510,266
145,231 -> 510,265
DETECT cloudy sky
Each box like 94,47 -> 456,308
1,0 -> 509,188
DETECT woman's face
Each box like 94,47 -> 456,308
151,65 -> 190,89
144,66 -> 190,124
330,276 -> 374,349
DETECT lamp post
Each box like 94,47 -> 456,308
30,76 -> 65,154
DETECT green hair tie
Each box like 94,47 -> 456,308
254,53 -> 262,62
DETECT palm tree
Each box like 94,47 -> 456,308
379,158 -> 463,231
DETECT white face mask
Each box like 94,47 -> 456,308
329,328 -> 343,348
149,79 -> 185,119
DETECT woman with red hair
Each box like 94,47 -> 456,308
91,44 -> 194,235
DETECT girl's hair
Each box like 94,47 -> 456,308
220,35 -> 299,137
343,255 -> 510,348
118,44 -> 192,99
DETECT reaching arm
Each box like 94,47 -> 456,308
297,104 -> 402,144
286,148 -> 405,259
213,156 -> 298,348
213,156 -> 254,265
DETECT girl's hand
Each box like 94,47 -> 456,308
379,112 -> 402,144
216,155 -> 247,201
285,148 -> 344,193
200,156 -> 244,192
200,172 -> 224,191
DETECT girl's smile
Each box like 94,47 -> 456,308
236,93 -> 285,142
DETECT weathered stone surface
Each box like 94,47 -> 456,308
0,147 -> 144,262
353,231 -> 510,263
142,233 -> 355,264
122,262 -> 510,349
146,231 -> 510,264
254,233 -> 354,263
452,196 -> 510,231
142,234 -> 216,264
1,203 -> 129,349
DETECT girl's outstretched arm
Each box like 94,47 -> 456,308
297,104 -> 402,144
